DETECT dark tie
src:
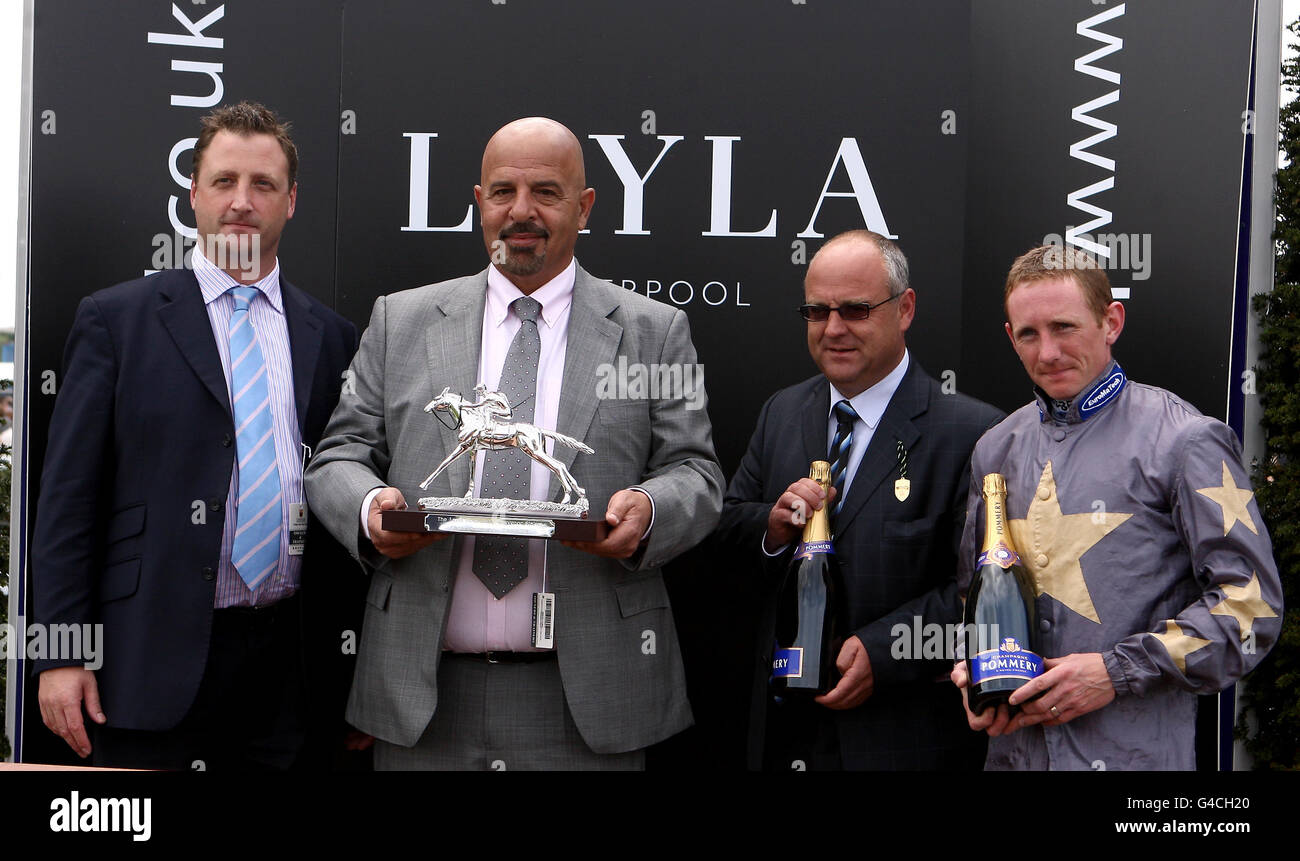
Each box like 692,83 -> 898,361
473,296 -> 542,598
829,399 -> 859,520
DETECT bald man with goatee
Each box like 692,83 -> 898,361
306,118 -> 723,770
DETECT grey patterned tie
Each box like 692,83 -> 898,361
473,296 -> 542,598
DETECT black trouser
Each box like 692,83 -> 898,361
762,693 -> 843,772
93,595 -> 305,771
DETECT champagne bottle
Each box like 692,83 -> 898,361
964,473 -> 1044,714
771,460 -> 845,696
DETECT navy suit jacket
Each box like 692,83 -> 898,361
31,267 -> 358,731
715,360 -> 1003,769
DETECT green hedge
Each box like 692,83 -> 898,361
1236,18 -> 1300,769
1240,285 -> 1300,768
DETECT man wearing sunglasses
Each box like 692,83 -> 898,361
716,229 -> 1003,770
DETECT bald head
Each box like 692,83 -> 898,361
474,117 -> 595,294
481,117 -> 587,188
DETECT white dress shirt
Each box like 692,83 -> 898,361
192,246 -> 304,608
826,349 -> 910,494
358,259 -> 655,648
763,349 -> 910,555
440,261 -> 575,651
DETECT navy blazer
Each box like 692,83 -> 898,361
31,267 -> 358,731
716,360 -> 1004,769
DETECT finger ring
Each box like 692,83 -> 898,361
1049,705 -> 1061,718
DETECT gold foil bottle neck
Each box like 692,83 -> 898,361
802,460 -> 833,544
982,473 -> 1007,498
979,472 -> 1019,559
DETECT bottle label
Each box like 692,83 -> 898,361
970,636 -> 1044,684
771,647 -> 804,680
793,540 -> 834,561
976,541 -> 1021,570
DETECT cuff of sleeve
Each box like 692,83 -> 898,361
1102,649 -> 1132,697
761,529 -> 789,557
857,625 -> 900,688
628,485 -> 655,541
360,486 -> 386,541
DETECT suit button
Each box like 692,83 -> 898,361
209,499 -> 222,512
202,567 -> 215,581
222,434 -> 233,447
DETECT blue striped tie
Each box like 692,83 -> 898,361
829,400 -> 858,519
228,286 -> 282,590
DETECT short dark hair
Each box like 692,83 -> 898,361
192,101 -> 298,187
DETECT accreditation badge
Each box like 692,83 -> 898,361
288,502 -> 308,556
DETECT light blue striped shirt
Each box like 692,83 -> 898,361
193,248 -> 303,608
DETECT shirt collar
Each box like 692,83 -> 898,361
485,258 -> 576,329
1033,359 -> 1127,424
829,349 -> 910,429
192,242 -> 284,313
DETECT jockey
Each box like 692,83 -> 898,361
467,384 -> 513,429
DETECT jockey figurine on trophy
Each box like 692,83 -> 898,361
418,385 -> 594,512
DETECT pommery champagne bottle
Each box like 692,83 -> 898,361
963,473 -> 1044,714
771,460 -> 845,696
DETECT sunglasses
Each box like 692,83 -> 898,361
796,293 -> 901,322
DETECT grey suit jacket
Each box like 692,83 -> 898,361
304,264 -> 724,753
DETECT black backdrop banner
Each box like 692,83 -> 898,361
12,0 -> 1262,767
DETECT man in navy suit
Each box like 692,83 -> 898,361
31,102 -> 358,769
716,230 -> 1003,769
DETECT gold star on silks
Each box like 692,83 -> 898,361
1149,620 -> 1211,674
1007,461 -> 1132,625
1209,572 -> 1277,640
1195,461 -> 1259,537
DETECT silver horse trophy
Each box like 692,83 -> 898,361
381,385 -> 604,540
